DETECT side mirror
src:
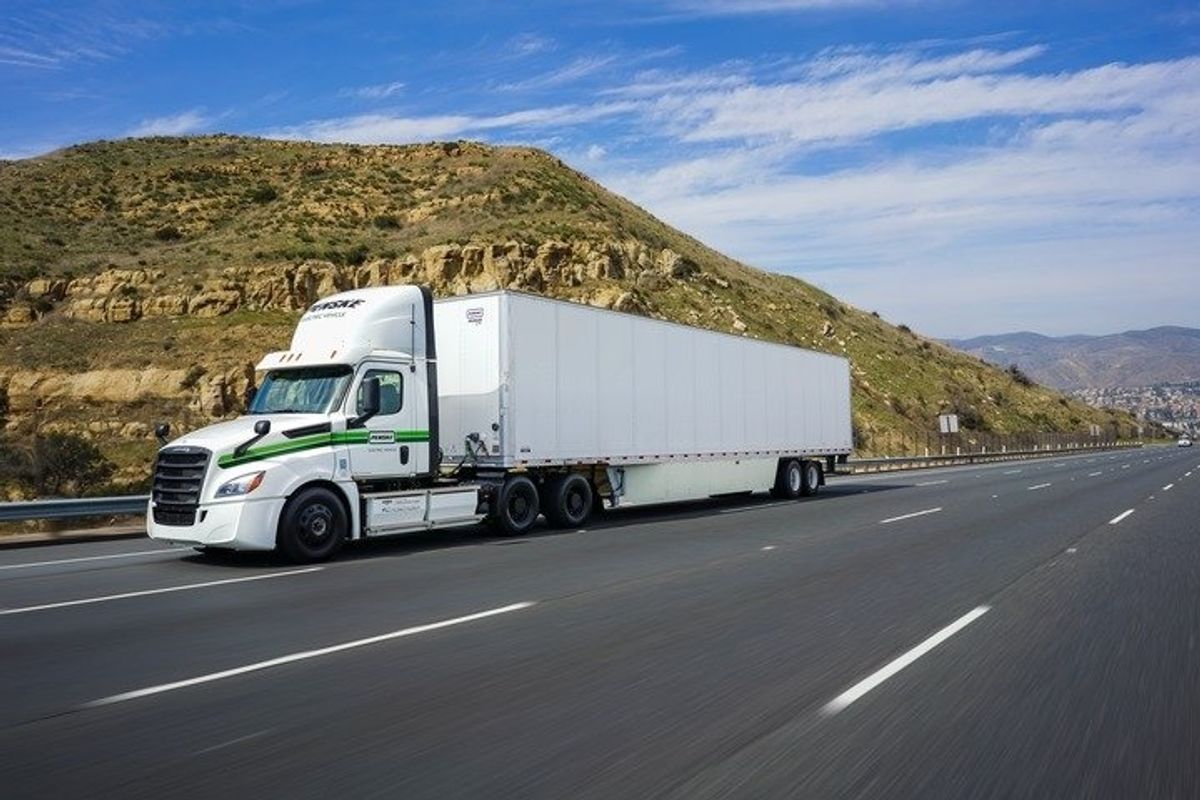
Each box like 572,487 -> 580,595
351,377 -> 382,428
361,376 -> 382,417
235,419 -> 272,458
154,422 -> 170,446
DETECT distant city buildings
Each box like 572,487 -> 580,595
1073,382 -> 1200,436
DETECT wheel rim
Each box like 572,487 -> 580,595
788,465 -> 802,493
297,503 -> 334,549
508,490 -> 534,525
566,487 -> 586,517
807,465 -> 819,489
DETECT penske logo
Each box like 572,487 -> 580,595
308,298 -> 365,313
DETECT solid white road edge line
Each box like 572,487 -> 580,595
1027,483 -> 1052,491
0,548 -> 181,571
822,606 -> 991,715
0,568 -> 322,615
84,601 -> 536,707
879,507 -> 943,525
1109,509 -> 1136,525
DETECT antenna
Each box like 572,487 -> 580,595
410,303 -> 417,372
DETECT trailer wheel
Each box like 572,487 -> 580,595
773,459 -> 804,499
495,475 -> 540,536
800,460 -> 822,497
544,474 -> 594,528
277,486 -> 347,563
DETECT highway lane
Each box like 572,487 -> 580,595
0,446 -> 1196,798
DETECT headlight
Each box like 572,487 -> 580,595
215,471 -> 265,497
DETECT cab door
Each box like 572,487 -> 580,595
346,363 -> 418,479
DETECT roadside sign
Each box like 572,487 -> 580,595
938,414 -> 959,434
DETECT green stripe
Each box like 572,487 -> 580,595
217,429 -> 430,468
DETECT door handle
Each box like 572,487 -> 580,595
400,445 -> 410,465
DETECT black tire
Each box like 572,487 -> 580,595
277,486 -> 347,563
495,475 -> 540,536
543,474 -> 594,528
800,460 -> 822,497
772,459 -> 804,499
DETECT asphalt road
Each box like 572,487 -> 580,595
1,446 -> 1197,798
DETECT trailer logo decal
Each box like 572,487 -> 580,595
466,307 -> 484,325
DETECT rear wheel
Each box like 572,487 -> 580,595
800,460 -> 822,496
495,475 -> 540,536
772,459 -> 804,499
543,474 -> 594,528
278,487 -> 347,563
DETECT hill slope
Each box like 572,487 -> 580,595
0,135 -> 1147,491
949,327 -> 1200,390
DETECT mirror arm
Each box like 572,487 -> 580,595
234,421 -> 272,458
347,408 -> 378,430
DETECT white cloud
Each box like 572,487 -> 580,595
500,55 -> 620,91
0,10 -> 163,69
508,33 -> 555,57
650,53 -> 1198,147
592,45 -> 1200,335
265,102 -> 640,144
128,109 -> 211,137
667,0 -> 890,14
341,81 -> 405,100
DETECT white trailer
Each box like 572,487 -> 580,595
148,286 -> 851,562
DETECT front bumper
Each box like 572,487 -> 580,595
147,496 -> 286,551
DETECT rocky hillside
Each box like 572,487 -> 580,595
949,327 -> 1200,390
0,136 -> 1147,494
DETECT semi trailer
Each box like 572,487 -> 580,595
148,286 -> 852,562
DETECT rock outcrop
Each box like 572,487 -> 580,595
2,240 -> 701,329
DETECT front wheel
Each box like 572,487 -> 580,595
278,487 -> 347,563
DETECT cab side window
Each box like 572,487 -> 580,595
357,370 -> 403,415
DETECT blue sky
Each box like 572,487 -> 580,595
3,0 -> 1199,337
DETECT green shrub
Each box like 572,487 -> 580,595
248,184 -> 279,203
11,433 -> 116,497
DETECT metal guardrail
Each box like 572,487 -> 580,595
0,443 -> 1146,522
842,443 -> 1142,474
0,495 -> 149,523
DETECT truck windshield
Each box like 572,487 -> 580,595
249,367 -> 352,415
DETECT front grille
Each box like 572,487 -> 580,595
152,446 -> 210,526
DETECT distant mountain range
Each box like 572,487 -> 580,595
948,326 -> 1200,390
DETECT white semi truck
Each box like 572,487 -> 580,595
148,286 -> 852,562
